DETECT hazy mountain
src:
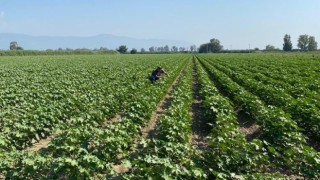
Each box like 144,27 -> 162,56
0,33 -> 193,50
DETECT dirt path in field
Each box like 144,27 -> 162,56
141,63 -> 187,139
235,108 -> 262,141
190,58 -> 210,149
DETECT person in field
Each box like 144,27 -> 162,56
149,66 -> 169,83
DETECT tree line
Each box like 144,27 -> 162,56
116,45 -> 198,54
199,34 -> 318,53
6,41 -> 197,54
5,34 -> 318,54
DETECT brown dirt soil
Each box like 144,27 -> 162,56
286,175 -> 305,180
190,59 -> 211,149
236,109 -> 262,141
112,164 -> 129,174
102,114 -> 122,127
25,135 -> 54,152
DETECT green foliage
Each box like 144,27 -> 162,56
199,38 -> 223,53
0,49 -> 118,56
297,34 -> 318,51
265,44 -> 276,51
308,36 -> 318,51
283,34 -> 292,51
117,45 -> 128,54
130,48 -> 137,54
0,54 -> 188,178
198,54 -> 320,178
128,61 -> 207,179
1,53 -> 320,178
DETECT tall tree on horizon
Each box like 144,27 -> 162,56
199,38 -> 223,53
171,46 -> 178,52
210,38 -> 223,52
265,44 -> 276,51
10,41 -> 18,50
149,46 -> 155,52
117,45 -> 128,53
297,34 -> 309,51
164,45 -> 170,52
297,34 -> 318,51
308,36 -> 318,51
283,34 -> 292,51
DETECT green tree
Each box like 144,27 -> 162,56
140,48 -> 146,53
199,38 -> 223,53
210,38 -> 223,52
10,41 -> 18,50
117,45 -> 128,53
297,35 -> 309,51
308,36 -> 318,51
149,46 -> 155,52
265,44 -> 276,51
171,46 -> 178,52
179,47 -> 186,52
283,34 -> 292,51
199,43 -> 210,53
130,48 -> 137,54
164,45 -> 170,52
190,45 -> 197,52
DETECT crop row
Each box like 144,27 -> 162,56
125,60 -> 208,179
200,54 -> 320,93
0,54 -> 188,178
211,58 -> 320,106
198,56 -> 320,178
202,57 -> 320,144
194,58 -> 284,178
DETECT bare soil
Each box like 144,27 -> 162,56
25,135 -> 54,152
190,59 -> 210,149
236,109 -> 262,141
112,164 -> 129,174
102,113 -> 122,127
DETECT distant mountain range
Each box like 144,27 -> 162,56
0,33 -> 193,50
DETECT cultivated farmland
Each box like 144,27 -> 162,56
0,53 -> 319,179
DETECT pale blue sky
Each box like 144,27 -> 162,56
0,0 -> 319,49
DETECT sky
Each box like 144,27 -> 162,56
0,0 -> 320,49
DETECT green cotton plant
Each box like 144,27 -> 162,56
198,55 -> 320,178
211,60 -> 320,142
128,147 -> 205,179
127,61 -> 207,179
196,60 -> 268,177
0,54 -> 189,178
